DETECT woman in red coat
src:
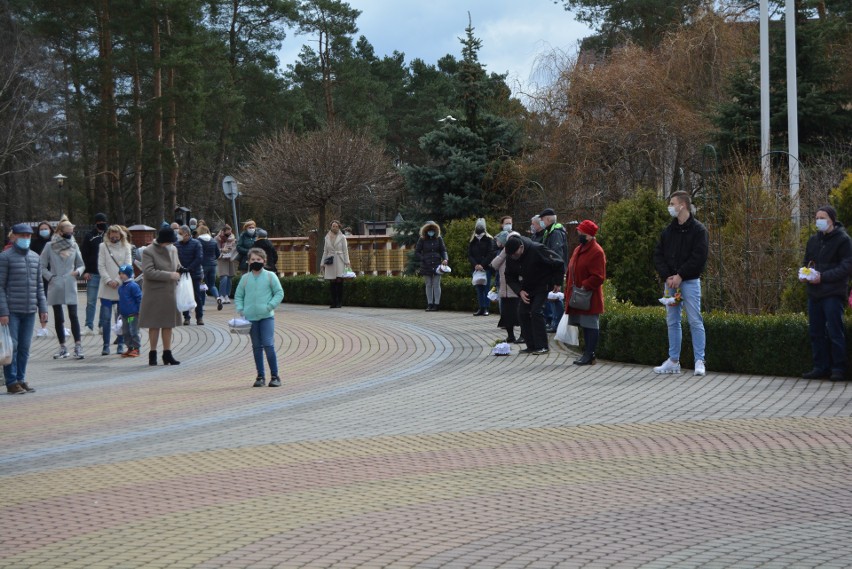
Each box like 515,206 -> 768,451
565,219 -> 607,365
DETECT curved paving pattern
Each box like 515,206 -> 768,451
1,295 -> 852,568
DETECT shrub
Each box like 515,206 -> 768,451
597,189 -> 669,306
442,216 -> 503,277
829,171 -> 852,226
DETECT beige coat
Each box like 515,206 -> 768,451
216,233 -> 237,277
490,250 -> 518,299
97,240 -> 133,300
139,242 -> 182,329
321,231 -> 350,280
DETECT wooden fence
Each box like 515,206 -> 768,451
269,235 -> 408,276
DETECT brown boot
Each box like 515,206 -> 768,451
7,384 -> 26,395
19,382 -> 35,392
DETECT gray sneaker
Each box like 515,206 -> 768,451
53,346 -> 69,359
101,346 -> 110,356
73,344 -> 84,360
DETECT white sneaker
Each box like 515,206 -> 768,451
53,346 -> 69,359
36,328 -> 48,337
653,358 -> 681,374
694,360 -> 706,376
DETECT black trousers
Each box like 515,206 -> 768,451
329,279 -> 344,307
518,287 -> 548,350
53,304 -> 81,344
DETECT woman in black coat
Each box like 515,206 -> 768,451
468,218 -> 496,316
415,221 -> 448,311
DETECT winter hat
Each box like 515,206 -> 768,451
475,217 -> 486,229
256,228 -> 268,238
577,219 -> 599,237
494,231 -> 509,246
539,208 -> 556,217
157,227 -> 177,243
817,205 -> 838,224
94,212 -> 108,223
119,264 -> 134,278
505,236 -> 523,255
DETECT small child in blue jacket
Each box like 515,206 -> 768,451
117,264 -> 143,358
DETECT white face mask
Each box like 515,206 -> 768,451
815,218 -> 830,232
667,205 -> 678,218
503,224 -> 512,232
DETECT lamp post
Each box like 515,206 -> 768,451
54,174 -> 67,217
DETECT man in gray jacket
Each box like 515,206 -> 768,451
0,224 -> 49,394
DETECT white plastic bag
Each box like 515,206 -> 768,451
555,316 -> 579,346
111,317 -> 123,335
342,270 -> 357,279
176,274 -> 197,312
471,270 -> 487,286
228,317 -> 251,334
0,323 -> 12,366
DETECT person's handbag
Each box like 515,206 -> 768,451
555,316 -> 579,346
0,323 -> 13,366
324,256 -> 335,265
176,274 -> 197,312
471,269 -> 487,286
568,286 -> 592,310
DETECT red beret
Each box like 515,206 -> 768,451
577,219 -> 599,237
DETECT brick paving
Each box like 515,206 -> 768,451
2,294 -> 852,568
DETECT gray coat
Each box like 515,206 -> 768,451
139,242 -> 182,329
0,246 -> 48,316
40,236 -> 85,305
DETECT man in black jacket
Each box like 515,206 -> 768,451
80,212 -> 108,333
539,207 -> 569,332
175,225 -> 204,325
800,205 -> 852,380
504,235 -> 565,355
653,191 -> 709,377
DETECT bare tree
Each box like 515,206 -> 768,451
239,123 -> 403,250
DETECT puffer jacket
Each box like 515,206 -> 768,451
198,235 -> 221,268
0,246 -> 48,316
175,237 -> 203,277
803,222 -> 852,300
415,222 -> 448,276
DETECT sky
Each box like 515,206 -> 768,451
278,0 -> 593,100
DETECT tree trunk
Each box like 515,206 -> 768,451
166,14 -> 179,215
69,33 -> 95,220
152,0 -> 165,224
95,0 -> 114,217
132,48 -> 144,225
320,30 -> 335,123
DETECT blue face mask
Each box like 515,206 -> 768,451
427,231 -> 435,237
39,229 -> 50,239
15,238 -> 31,250
815,218 -> 829,232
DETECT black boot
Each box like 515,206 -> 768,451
335,281 -> 344,308
149,350 -> 157,366
574,352 -> 596,365
162,350 -> 181,365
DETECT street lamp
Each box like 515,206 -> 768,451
54,174 -> 67,217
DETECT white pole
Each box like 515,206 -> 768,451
786,0 -> 801,224
760,0 -> 771,189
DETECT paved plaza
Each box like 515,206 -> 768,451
2,296 -> 852,569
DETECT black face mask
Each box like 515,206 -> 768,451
249,261 -> 264,272
578,235 -> 589,244
63,233 -> 74,240
96,223 -> 107,231
475,227 -> 485,235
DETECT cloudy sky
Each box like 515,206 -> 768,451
278,0 -> 593,98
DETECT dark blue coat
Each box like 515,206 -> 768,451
175,238 -> 203,277
199,237 -> 221,268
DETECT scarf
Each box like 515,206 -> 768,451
50,233 -> 77,259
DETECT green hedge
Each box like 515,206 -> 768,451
226,274 -> 841,378
230,273 -> 487,312
597,304 -> 824,378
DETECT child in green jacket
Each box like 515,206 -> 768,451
235,248 -> 284,387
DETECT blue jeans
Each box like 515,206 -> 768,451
550,299 -> 564,330
250,317 -> 279,378
85,274 -> 100,329
182,274 -> 204,320
666,279 -> 706,362
219,275 -> 232,300
202,266 -> 219,305
99,299 -> 123,348
808,296 -> 847,374
474,268 -> 494,309
3,312 -> 36,387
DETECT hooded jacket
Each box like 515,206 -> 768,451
415,222 -> 448,276
653,214 -> 709,281
803,222 -> 852,300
